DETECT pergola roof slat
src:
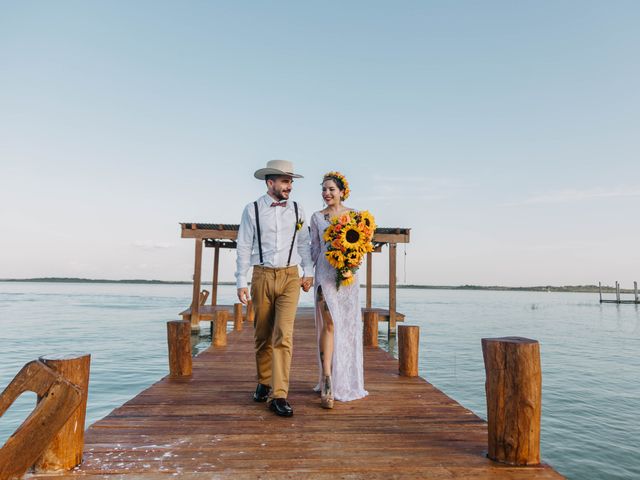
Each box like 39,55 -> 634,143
180,223 -> 410,244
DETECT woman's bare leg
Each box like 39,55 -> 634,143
317,287 -> 334,376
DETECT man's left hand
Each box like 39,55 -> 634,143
300,277 -> 313,292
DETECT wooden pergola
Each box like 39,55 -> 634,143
179,222 -> 410,336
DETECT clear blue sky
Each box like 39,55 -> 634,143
1,1 -> 638,286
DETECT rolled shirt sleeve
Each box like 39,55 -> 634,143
235,203 -> 255,289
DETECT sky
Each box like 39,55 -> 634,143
1,1 -> 638,286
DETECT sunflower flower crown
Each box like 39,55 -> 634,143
323,171 -> 350,200
323,210 -> 377,289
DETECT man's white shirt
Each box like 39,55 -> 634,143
235,194 -> 313,289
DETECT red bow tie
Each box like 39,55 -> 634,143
271,201 -> 287,207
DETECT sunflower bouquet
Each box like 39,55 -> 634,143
323,210 -> 376,289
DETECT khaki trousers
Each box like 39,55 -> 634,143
250,265 -> 300,399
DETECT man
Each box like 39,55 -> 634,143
235,159 -> 313,417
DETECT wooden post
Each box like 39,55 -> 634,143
598,282 -> 602,303
398,325 -> 419,377
191,239 -> 203,330
0,361 -> 82,478
234,303 -> 243,331
213,310 -> 228,347
167,320 -> 192,378
366,252 -> 373,309
482,337 -> 541,466
34,354 -> 91,472
363,310 -> 379,347
211,245 -> 220,306
388,243 -> 397,336
247,299 -> 255,324
616,281 -> 620,303
635,281 -> 638,303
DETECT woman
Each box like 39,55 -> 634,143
310,171 -> 368,408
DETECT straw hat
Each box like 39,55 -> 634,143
254,160 -> 303,180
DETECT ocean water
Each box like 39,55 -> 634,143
1,282 -> 638,479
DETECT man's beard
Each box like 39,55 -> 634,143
274,189 -> 290,201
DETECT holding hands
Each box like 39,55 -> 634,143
301,277 -> 313,292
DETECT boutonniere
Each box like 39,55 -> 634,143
296,219 -> 304,231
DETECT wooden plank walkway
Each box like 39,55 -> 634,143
31,308 -> 563,479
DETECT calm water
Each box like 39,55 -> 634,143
1,282 -> 638,479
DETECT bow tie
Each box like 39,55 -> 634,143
271,201 -> 287,207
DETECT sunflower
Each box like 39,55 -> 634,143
359,211 -> 376,232
323,226 -> 334,243
346,251 -> 362,267
325,250 -> 345,269
341,274 -> 356,287
340,225 -> 365,250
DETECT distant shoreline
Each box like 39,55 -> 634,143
0,277 -> 632,294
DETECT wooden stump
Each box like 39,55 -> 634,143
482,337 -> 541,466
34,354 -> 91,472
398,325 -> 419,377
234,303 -> 244,331
167,320 -> 192,378
246,299 -> 255,324
213,310 -> 228,347
0,361 -> 82,478
363,310 -> 379,347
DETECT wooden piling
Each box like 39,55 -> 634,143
34,354 -> 91,472
366,252 -> 372,309
388,242 -> 397,337
398,325 -> 419,377
213,310 -> 228,347
234,303 -> 243,331
635,281 -> 638,303
616,281 -> 620,303
482,337 -> 541,466
598,282 -> 602,303
363,310 -> 379,347
190,238 -> 203,330
211,245 -> 220,306
167,320 -> 192,378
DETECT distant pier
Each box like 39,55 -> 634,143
599,281 -> 640,304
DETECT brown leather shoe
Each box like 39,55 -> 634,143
269,398 -> 294,417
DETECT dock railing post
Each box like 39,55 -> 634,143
598,282 -> 602,303
213,310 -> 228,347
34,354 -> 91,472
482,336 -> 541,466
398,325 -> 419,377
167,320 -> 192,378
363,310 -> 379,347
234,303 -> 243,331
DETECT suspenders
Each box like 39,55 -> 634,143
253,201 -> 298,267
253,201 -> 264,265
287,202 -> 299,267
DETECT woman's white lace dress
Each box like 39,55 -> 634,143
310,211 -> 368,402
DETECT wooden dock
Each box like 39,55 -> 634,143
29,308 -> 563,479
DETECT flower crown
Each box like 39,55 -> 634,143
323,171 -> 350,200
